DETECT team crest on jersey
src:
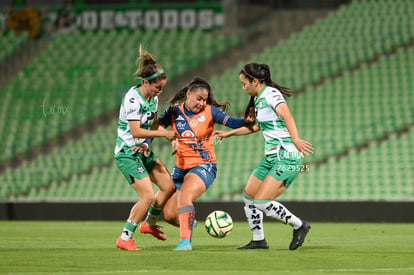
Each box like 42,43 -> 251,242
258,98 -> 263,108
198,114 -> 205,122
137,165 -> 145,173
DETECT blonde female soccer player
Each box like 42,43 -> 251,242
214,63 -> 313,250
114,46 -> 176,250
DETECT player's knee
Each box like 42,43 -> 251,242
163,208 -> 179,227
164,183 -> 176,196
164,218 -> 179,227
141,196 -> 155,207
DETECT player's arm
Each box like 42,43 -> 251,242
130,114 -> 171,156
275,103 -> 313,156
213,123 -> 260,139
211,105 -> 252,129
129,119 -> 175,141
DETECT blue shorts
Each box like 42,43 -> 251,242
171,163 -> 217,190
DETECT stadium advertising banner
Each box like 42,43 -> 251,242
0,5 -> 224,36
77,9 -> 223,30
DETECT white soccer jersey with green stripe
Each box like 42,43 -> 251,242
114,85 -> 158,154
255,86 -> 298,155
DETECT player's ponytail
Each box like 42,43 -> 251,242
133,45 -> 166,83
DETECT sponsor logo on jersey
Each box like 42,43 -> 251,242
127,108 -> 137,115
129,97 -> 135,103
176,122 -> 186,130
176,115 -> 185,121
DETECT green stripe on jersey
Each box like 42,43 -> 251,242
258,119 -> 286,131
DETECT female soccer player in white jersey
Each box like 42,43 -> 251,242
114,46 -> 176,251
214,63 -> 314,250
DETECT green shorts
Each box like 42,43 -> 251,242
252,150 -> 302,188
115,148 -> 157,184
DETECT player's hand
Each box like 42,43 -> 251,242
130,144 -> 149,157
292,138 -> 314,156
245,107 -> 255,123
213,130 -> 230,140
171,139 -> 179,155
163,130 -> 177,141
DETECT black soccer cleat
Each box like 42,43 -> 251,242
237,239 -> 269,250
289,220 -> 311,250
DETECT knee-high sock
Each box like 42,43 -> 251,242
178,205 -> 195,240
121,219 -> 137,241
145,204 -> 162,226
243,193 -> 265,241
254,200 -> 302,229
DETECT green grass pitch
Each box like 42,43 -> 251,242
0,221 -> 413,274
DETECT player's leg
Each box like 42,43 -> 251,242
238,175 -> 269,250
238,157 -> 269,250
149,157 -> 176,210
253,176 -> 302,227
174,164 -> 216,251
139,157 -> 175,240
162,164 -> 185,229
115,152 -> 154,250
253,158 -> 310,250
117,176 -> 155,250
174,174 -> 205,251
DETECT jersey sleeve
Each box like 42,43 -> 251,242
124,95 -> 141,121
267,88 -> 286,110
157,105 -> 174,128
211,105 -> 245,129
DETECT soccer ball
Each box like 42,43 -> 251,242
205,210 -> 233,238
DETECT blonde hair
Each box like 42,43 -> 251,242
133,45 -> 166,83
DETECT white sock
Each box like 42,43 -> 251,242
121,219 -> 137,241
243,193 -> 265,241
254,200 -> 303,229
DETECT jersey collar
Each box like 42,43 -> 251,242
257,86 -> 268,98
134,85 -> 153,104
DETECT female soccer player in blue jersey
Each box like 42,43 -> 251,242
214,63 -> 314,250
114,46 -> 176,251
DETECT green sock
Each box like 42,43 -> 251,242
121,219 -> 137,241
146,205 -> 162,226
